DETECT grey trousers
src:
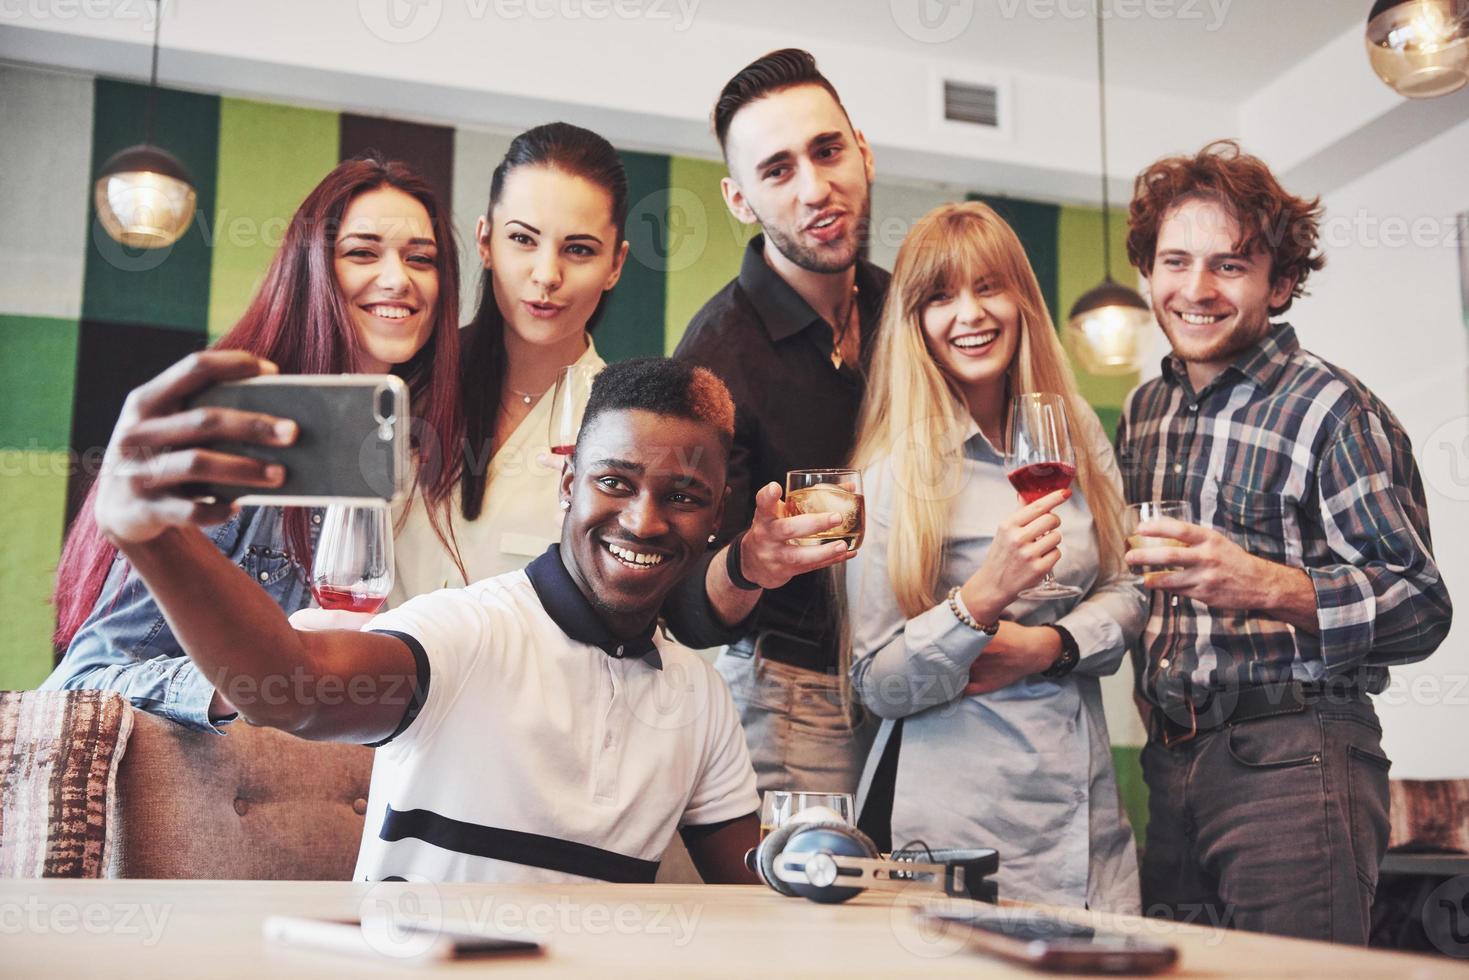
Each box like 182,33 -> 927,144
1139,695 -> 1391,944
713,649 -> 875,797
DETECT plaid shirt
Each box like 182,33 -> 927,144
1116,324 -> 1451,717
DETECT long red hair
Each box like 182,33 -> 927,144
53,155 -> 465,651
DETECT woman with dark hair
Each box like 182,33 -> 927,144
43,155 -> 465,731
389,122 -> 630,600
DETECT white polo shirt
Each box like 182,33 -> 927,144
354,546 -> 759,884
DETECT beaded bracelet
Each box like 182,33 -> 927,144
946,586 -> 999,636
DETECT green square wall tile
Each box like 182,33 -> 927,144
82,79 -> 218,332
664,155 -> 757,353
1112,744 -> 1148,847
0,452 -> 70,687
207,98 -> 340,339
596,150 -> 670,363
0,316 -> 79,452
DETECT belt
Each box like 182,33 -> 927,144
1151,680 -> 1366,748
728,630 -> 832,674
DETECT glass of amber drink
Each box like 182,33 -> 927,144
784,469 -> 864,552
1124,500 -> 1192,586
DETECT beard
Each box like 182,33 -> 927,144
753,192 -> 872,275
1153,299 -> 1273,369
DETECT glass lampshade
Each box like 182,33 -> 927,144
1066,280 -> 1153,376
94,145 -> 198,249
1366,0 -> 1469,99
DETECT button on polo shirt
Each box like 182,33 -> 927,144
353,547 -> 758,884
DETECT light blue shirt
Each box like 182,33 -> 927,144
848,410 -> 1144,912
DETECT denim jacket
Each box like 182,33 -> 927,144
41,506 -> 320,733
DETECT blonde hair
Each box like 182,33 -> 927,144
851,201 -> 1126,620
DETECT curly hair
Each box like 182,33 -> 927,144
578,357 -> 735,456
1125,140 -> 1325,315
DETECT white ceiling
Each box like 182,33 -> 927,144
697,0 -> 1365,101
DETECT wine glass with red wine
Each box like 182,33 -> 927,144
310,504 -> 394,615
1007,392 -> 1082,600
548,364 -> 598,458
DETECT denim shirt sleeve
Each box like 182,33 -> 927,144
847,461 -> 994,720
40,507 -> 316,733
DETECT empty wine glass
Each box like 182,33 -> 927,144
310,504 -> 393,614
548,364 -> 598,458
1006,392 -> 1082,600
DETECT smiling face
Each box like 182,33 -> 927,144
333,186 -> 440,373
480,165 -> 628,354
1148,196 -> 1296,388
558,408 -> 727,637
919,273 -> 1022,413
720,84 -> 874,274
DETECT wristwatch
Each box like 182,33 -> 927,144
1040,624 -> 1080,678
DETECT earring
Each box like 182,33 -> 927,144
560,500 -> 571,511
708,533 -> 717,543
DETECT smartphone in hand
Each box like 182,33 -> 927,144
185,375 -> 411,506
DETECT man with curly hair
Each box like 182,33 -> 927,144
1115,141 -> 1452,943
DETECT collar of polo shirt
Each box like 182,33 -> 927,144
525,546 -> 663,669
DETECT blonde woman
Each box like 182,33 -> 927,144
846,201 -> 1144,912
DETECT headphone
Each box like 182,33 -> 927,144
749,818 -> 1000,905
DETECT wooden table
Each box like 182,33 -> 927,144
1,879 -> 1463,977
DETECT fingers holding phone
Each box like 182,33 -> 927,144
94,351 -> 295,545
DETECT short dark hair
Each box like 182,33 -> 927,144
577,358 -> 735,458
1126,139 -> 1325,316
712,48 -> 850,156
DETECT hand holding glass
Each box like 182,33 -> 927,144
310,504 -> 393,614
1006,393 -> 1081,600
785,469 -> 865,552
1124,501 -> 1192,586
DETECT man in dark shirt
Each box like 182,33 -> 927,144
672,49 -> 891,796
1117,141 -> 1452,943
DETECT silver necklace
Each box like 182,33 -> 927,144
504,383 -> 548,406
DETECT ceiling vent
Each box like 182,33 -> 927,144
930,68 -> 1011,141
943,79 -> 1000,128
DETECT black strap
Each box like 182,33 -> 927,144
856,719 -> 903,854
364,630 -> 431,748
379,805 -> 660,883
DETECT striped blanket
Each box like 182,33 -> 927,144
0,691 -> 133,877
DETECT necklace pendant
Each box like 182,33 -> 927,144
522,393 -> 532,405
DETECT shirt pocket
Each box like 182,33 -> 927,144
238,544 -> 301,589
1214,480 -> 1289,564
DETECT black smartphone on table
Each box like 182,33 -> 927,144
918,904 -> 1178,974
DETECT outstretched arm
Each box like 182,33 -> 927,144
96,351 -> 418,743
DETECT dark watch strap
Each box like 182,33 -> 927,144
1041,623 -> 1080,678
725,531 -> 763,592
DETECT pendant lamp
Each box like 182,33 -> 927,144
1366,0 -> 1469,99
1066,4 -> 1152,377
94,0 -> 197,249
